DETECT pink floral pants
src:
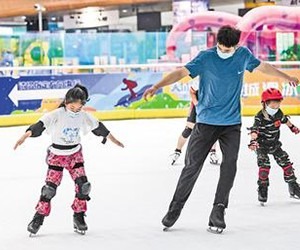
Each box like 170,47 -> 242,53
35,149 -> 89,216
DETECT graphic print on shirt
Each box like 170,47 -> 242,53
61,127 -> 80,144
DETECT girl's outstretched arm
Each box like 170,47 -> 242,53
107,133 -> 124,148
14,130 -> 32,150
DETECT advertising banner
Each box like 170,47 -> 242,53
0,72 -> 192,125
242,69 -> 300,114
1,69 -> 300,126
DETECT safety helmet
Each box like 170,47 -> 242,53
261,88 -> 283,103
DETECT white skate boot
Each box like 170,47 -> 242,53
209,150 -> 220,165
171,150 -> 181,165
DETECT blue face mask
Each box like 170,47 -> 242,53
66,109 -> 80,118
265,106 -> 279,116
217,47 -> 235,59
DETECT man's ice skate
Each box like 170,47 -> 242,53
258,185 -> 268,206
73,212 -> 88,235
288,181 -> 300,199
27,212 -> 45,236
209,150 -> 220,165
171,150 -> 181,165
207,204 -> 226,234
162,206 -> 182,231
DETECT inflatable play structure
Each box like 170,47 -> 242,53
237,6 -> 300,45
166,6 -> 300,61
166,11 -> 242,60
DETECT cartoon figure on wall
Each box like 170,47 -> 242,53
115,77 -> 153,107
122,78 -> 138,100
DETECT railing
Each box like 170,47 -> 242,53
0,63 -> 182,76
0,61 -> 299,76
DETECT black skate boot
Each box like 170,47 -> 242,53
73,212 -> 88,235
162,202 -> 183,231
258,184 -> 268,206
207,203 -> 226,234
288,181 -> 300,199
27,212 -> 45,236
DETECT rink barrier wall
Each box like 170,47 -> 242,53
2,105 -> 300,127
0,109 -> 190,127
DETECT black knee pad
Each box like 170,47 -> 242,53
75,176 -> 91,201
182,127 -> 192,139
40,182 -> 57,202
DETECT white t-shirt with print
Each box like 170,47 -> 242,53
40,107 -> 99,155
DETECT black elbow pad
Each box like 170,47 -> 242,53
92,122 -> 110,138
26,121 -> 45,137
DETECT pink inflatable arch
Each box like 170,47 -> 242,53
166,11 -> 242,59
237,6 -> 300,45
166,6 -> 300,60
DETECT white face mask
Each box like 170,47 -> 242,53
217,47 -> 235,59
265,106 -> 278,116
66,109 -> 80,118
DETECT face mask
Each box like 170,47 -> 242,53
66,109 -> 80,118
217,47 -> 235,59
265,106 -> 278,116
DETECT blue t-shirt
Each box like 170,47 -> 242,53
185,46 -> 260,126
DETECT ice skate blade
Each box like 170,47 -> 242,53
207,226 -> 223,234
74,228 -> 86,235
260,202 -> 266,206
290,195 -> 300,199
29,232 -> 36,237
163,227 -> 171,232
74,223 -> 87,235
27,228 -> 38,237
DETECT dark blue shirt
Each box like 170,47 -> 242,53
185,46 -> 260,125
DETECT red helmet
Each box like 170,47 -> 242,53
261,88 -> 283,102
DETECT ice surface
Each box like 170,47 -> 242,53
1,117 -> 300,250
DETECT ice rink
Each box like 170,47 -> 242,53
1,117 -> 300,250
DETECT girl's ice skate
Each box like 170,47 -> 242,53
73,212 -> 88,235
27,212 -> 45,236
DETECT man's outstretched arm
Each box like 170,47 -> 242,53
255,62 -> 299,86
143,67 -> 190,101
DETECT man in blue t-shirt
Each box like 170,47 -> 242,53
143,25 -> 299,233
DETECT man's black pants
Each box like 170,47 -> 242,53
169,123 -> 241,210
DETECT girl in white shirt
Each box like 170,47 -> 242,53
14,84 -> 124,235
